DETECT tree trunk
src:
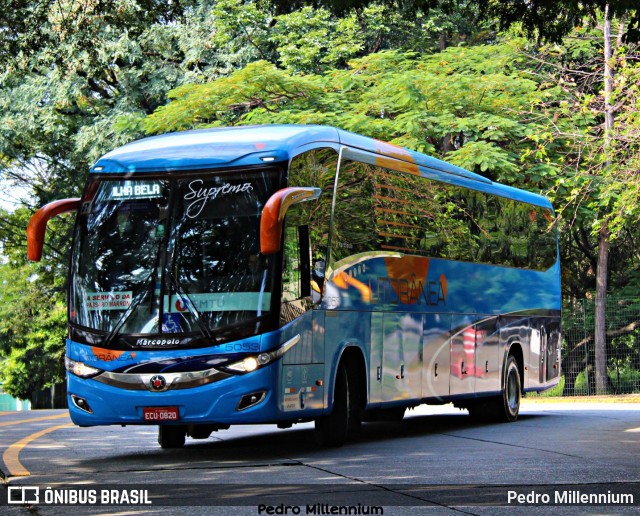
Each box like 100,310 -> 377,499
594,226 -> 609,394
594,4 -> 615,395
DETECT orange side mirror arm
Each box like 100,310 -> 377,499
27,198 -> 81,261
260,187 -> 320,255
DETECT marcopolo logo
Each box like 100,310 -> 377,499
136,338 -> 181,347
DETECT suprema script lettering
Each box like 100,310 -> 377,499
184,179 -> 253,218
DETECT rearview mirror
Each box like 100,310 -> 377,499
27,198 -> 81,261
260,187 -> 321,255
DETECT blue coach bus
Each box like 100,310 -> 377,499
27,125 -> 561,448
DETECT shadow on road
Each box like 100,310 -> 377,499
77,411 -> 548,472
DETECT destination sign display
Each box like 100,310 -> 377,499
104,181 -> 164,200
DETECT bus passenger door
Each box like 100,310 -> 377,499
381,312 -> 422,403
280,311 -> 325,413
279,219 -> 325,413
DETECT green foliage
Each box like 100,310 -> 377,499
0,206 -> 76,397
529,21 -> 640,298
471,0 -> 640,43
446,140 -> 519,175
267,1 -> 639,44
269,7 -> 361,72
571,365 -> 640,396
144,41 -> 563,191
0,261 -> 67,399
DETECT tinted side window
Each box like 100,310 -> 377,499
374,167 -> 475,261
281,148 -> 338,322
332,158 -> 556,271
288,148 -> 338,271
331,159 -> 377,263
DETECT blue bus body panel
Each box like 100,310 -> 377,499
67,362 -> 282,426
66,327 -> 325,426
325,257 -> 561,314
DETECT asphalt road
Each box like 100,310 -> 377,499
1,400 -> 639,515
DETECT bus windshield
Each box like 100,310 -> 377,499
70,168 -> 281,347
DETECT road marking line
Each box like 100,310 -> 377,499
3,423 -> 74,477
0,413 -> 69,427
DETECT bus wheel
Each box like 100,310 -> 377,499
500,355 -> 522,422
158,425 -> 186,448
468,355 -> 521,422
314,363 -> 358,447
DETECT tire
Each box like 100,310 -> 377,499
500,355 -> 522,422
314,363 -> 361,447
187,424 -> 213,440
468,355 -> 521,422
158,425 -> 186,448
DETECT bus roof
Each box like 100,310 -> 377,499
91,124 -> 551,208
92,125 -> 340,174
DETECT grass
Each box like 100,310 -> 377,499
523,394 -> 640,403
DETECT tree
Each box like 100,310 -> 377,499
461,0 -> 639,394
0,0 -> 231,397
0,211 -> 69,401
141,41 -> 564,190
517,6 -> 640,393
263,1 -> 639,42
472,0 -> 639,43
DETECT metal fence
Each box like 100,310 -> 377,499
551,296 -> 640,396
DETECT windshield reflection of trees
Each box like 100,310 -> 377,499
74,199 -> 162,333
332,160 -> 557,271
169,172 -> 279,334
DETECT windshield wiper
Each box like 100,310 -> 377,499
165,269 -> 216,344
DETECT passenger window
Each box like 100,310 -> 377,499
287,147 -> 338,299
331,159 -> 377,263
280,211 -> 312,325
331,156 -> 557,272
281,148 -> 337,324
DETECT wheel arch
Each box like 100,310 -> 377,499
505,341 -> 525,392
328,344 -> 367,412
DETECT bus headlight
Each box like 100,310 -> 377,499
65,356 -> 102,378
223,335 -> 301,374
226,356 -> 260,373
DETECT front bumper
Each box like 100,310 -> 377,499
67,363 -> 283,426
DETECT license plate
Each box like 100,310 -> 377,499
143,407 -> 180,421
